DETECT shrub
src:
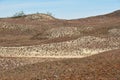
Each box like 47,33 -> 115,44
13,11 -> 25,17
46,12 -> 53,16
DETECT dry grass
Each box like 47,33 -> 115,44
0,11 -> 120,47
25,13 -> 55,21
0,49 -> 120,80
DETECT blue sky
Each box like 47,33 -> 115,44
0,0 -> 120,19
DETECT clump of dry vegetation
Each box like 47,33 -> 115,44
0,35 -> 119,57
25,13 -> 55,21
108,28 -> 120,36
0,22 -> 36,35
34,27 -> 80,39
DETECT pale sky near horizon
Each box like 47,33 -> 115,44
0,0 -> 120,19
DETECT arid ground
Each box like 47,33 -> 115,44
0,10 -> 120,80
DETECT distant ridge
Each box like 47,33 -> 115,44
105,10 -> 120,17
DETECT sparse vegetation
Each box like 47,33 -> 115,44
0,49 -> 120,80
46,11 -> 53,16
13,11 -> 25,18
0,10 -> 120,80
